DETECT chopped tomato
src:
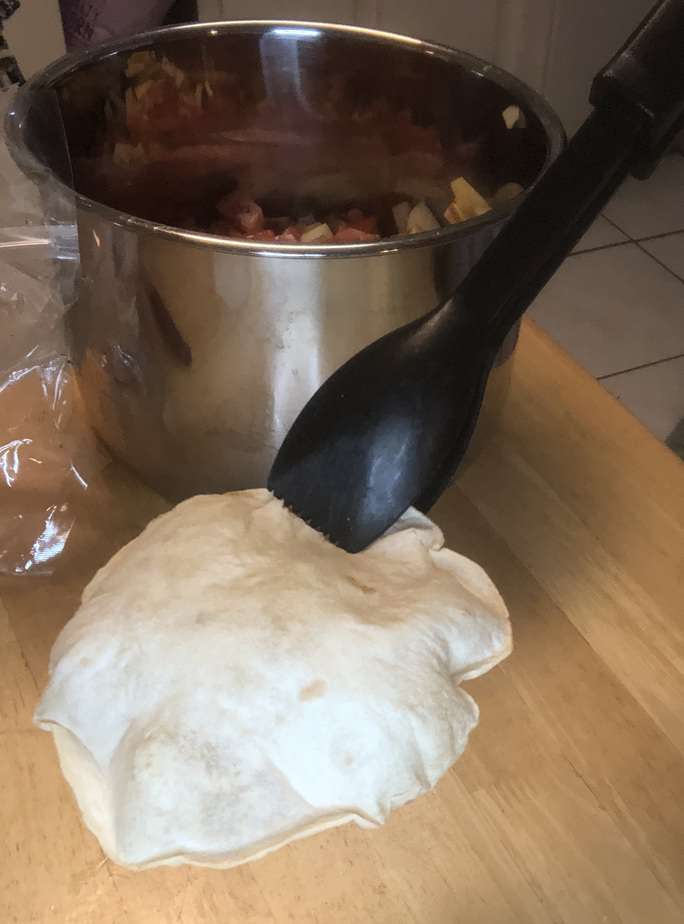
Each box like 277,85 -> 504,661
246,229 -> 276,241
333,226 -> 380,243
345,208 -> 378,234
217,193 -> 265,234
278,225 -> 302,241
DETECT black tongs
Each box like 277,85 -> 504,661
269,0 -> 684,552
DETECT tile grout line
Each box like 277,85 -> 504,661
571,239 -> 630,257
601,211 -> 632,239
635,227 -> 684,243
571,229 -> 684,260
570,168 -> 684,416
597,352 -> 684,381
634,239 -> 684,286
601,149 -> 684,239
577,213 -> 684,286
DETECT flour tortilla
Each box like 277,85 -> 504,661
35,489 -> 511,869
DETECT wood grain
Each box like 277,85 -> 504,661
1,320 -> 682,923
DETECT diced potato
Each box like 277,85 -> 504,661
448,177 -> 492,220
392,201 -> 411,234
489,181 -> 525,207
113,142 -> 146,168
134,80 -> 155,100
160,56 -> 185,87
407,201 -> 439,234
502,105 -> 526,129
444,201 -> 466,224
300,223 -> 334,243
126,51 -> 156,77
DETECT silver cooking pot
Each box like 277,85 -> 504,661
6,21 -> 563,499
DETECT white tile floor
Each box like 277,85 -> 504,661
531,153 -> 684,454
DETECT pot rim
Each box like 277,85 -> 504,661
6,19 -> 565,260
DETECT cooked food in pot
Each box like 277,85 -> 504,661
64,47 -> 528,242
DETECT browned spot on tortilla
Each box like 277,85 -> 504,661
348,575 -> 377,595
299,679 -> 327,701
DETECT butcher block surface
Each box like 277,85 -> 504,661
1,321 -> 683,923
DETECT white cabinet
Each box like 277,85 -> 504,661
198,0 -> 511,86
368,1 -> 499,60
199,0 -> 655,134
539,0 -> 653,133
198,0 -> 499,54
198,1 -> 358,24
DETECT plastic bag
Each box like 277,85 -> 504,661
0,86 -> 103,576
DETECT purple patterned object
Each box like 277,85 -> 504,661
59,0 -> 174,50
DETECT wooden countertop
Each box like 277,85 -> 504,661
1,320 -> 683,924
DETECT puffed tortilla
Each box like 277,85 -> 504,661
35,489 -> 511,869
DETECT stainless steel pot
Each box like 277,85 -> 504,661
7,21 -> 564,499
